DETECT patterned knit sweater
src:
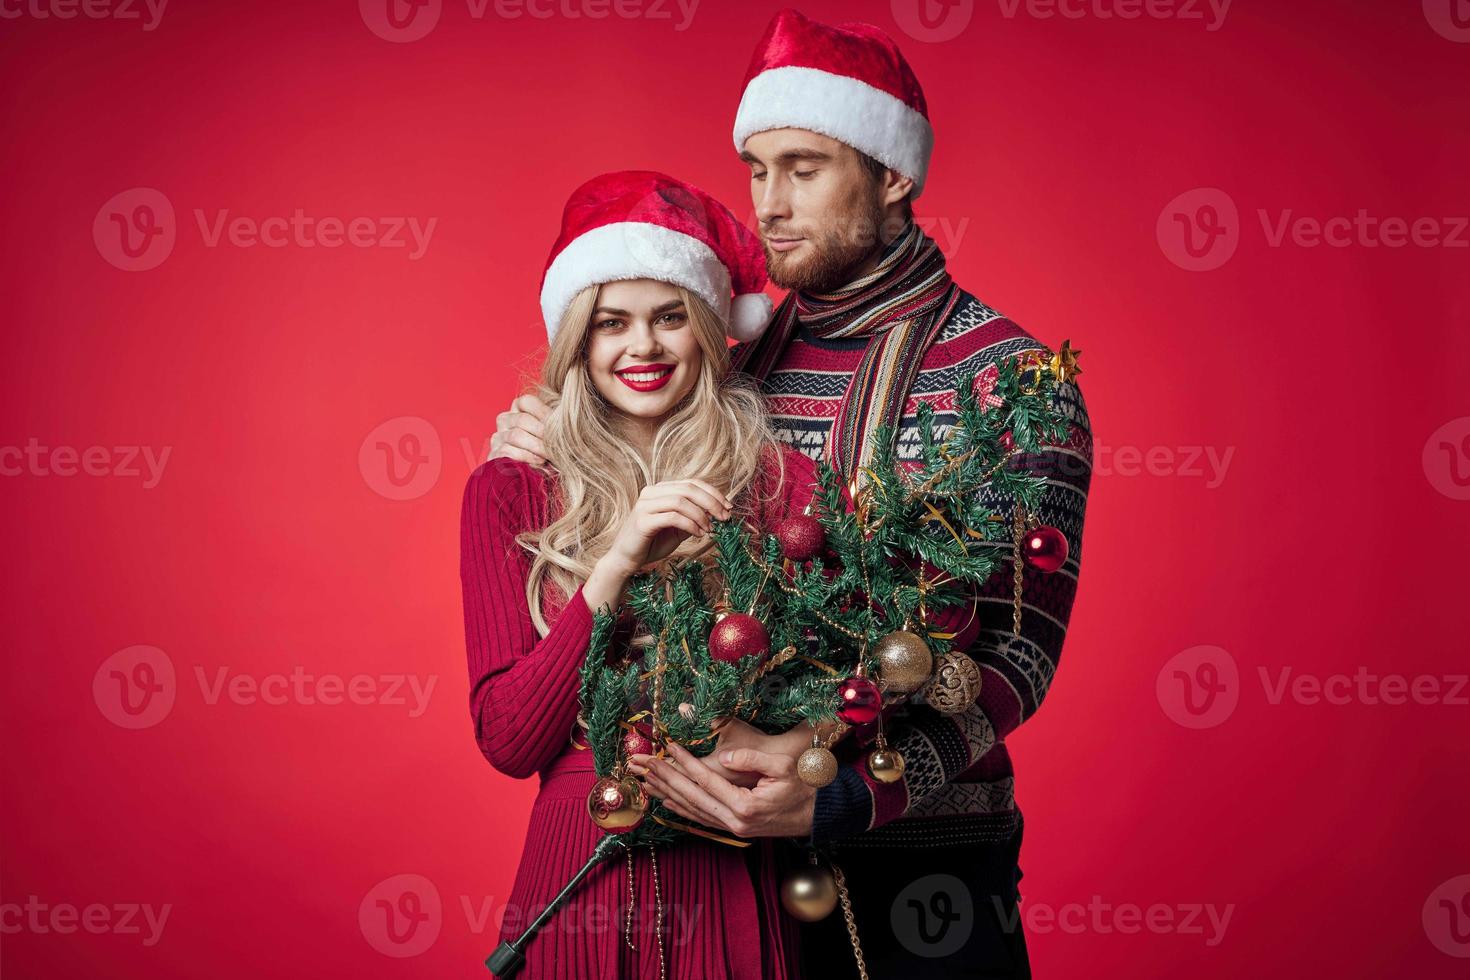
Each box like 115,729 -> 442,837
735,290 -> 1094,848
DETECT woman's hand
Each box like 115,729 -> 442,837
582,479 -> 734,611
695,718 -> 820,789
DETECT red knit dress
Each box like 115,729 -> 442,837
460,444 -> 818,979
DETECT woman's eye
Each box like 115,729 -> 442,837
657,312 -> 687,326
595,319 -> 623,330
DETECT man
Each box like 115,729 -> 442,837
490,9 -> 1093,977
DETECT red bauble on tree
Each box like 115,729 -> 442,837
836,676 -> 882,724
774,514 -> 826,563
709,612 -> 770,663
1021,525 -> 1068,573
621,723 -> 654,758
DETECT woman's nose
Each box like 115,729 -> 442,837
626,321 -> 662,355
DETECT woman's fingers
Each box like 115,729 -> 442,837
680,479 -> 734,514
644,499 -> 713,534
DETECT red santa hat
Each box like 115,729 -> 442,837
732,8 -> 934,198
539,171 -> 774,343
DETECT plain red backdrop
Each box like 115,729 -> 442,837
2,0 -> 1467,976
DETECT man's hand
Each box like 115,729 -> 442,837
628,741 -> 817,838
489,394 -> 551,467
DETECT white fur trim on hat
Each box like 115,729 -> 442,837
540,222 -> 732,341
728,292 -> 775,342
733,66 -> 934,198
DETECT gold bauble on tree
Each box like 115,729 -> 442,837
866,747 -> 906,783
923,651 -> 982,715
586,775 -> 648,834
797,745 -> 838,788
780,864 -> 838,922
874,629 -> 934,695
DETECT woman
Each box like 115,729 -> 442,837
460,171 -> 818,978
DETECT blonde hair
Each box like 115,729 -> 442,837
517,283 -> 782,636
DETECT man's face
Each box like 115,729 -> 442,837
741,129 -> 887,293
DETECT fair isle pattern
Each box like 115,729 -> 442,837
733,290 -> 1094,845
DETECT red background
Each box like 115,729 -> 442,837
2,0 -> 1467,976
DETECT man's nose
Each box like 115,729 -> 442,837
755,176 -> 792,226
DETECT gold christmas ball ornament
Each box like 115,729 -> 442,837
874,629 -> 934,695
796,745 -> 838,788
587,775 -> 648,834
924,651 -> 982,715
780,865 -> 838,922
866,747 -> 906,783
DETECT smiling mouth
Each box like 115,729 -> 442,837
615,364 -> 675,391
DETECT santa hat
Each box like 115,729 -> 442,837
539,171 -> 774,343
732,8 -> 934,198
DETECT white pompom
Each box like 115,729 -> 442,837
728,292 -> 775,342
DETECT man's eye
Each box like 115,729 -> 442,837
794,169 -> 818,179
751,171 -> 767,182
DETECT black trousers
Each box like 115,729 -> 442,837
791,823 -> 1031,979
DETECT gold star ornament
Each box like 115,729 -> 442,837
1048,339 -> 1082,385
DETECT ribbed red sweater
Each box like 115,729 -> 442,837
460,446 -> 817,978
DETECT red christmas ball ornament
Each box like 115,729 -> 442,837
1021,524 -> 1068,573
836,676 -> 882,724
775,514 -> 826,563
621,724 -> 654,758
709,612 -> 770,663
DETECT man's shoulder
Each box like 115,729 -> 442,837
925,288 -> 1050,371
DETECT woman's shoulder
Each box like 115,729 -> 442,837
761,443 -> 819,487
464,457 -> 555,527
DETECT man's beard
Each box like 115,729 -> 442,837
762,190 -> 890,294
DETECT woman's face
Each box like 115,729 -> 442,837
584,279 -> 703,424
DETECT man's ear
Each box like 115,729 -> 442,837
881,170 -> 915,208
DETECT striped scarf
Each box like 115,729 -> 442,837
735,221 -> 961,481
